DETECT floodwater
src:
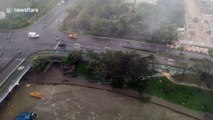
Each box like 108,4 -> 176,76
0,65 -> 194,120
0,83 -> 194,120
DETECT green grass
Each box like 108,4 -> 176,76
146,77 -> 213,113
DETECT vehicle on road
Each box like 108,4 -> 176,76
28,32 -> 40,38
15,112 -> 37,120
68,33 -> 78,39
58,43 -> 66,49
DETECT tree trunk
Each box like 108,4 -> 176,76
181,69 -> 185,77
199,81 -> 202,91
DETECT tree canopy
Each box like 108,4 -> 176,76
64,0 -> 184,44
86,50 -> 153,90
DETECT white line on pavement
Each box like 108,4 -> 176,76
54,40 -> 61,50
0,58 -> 25,86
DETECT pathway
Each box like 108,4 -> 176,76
161,71 -> 211,91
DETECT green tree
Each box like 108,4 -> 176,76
32,56 -> 51,71
60,56 -> 70,66
190,64 -> 203,88
67,50 -> 82,64
179,61 -> 188,77
86,50 -> 151,89
191,59 -> 213,88
146,54 -> 156,70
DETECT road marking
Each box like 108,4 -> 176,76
0,58 -> 25,86
54,40 -> 61,50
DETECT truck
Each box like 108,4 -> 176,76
15,112 -> 37,120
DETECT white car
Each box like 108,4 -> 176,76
28,32 -> 40,38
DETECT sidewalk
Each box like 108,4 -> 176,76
161,71 -> 211,91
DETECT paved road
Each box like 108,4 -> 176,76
0,0 -> 71,84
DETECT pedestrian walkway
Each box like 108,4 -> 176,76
161,71 -> 211,91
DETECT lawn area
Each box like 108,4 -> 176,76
146,77 -> 213,114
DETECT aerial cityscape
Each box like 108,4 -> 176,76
0,0 -> 213,120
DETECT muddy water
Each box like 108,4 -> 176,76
0,82 -> 194,120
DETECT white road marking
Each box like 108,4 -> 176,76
0,58 -> 25,86
54,40 -> 61,49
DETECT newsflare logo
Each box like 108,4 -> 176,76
6,8 -> 12,14
6,7 -> 39,14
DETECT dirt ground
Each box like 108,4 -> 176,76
0,65 -> 194,120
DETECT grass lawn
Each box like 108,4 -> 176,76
146,77 -> 213,114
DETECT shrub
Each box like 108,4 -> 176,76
32,56 -> 51,72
